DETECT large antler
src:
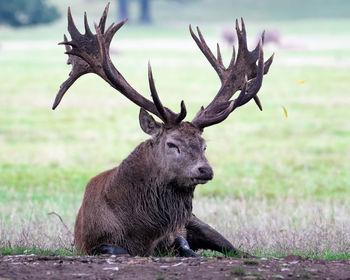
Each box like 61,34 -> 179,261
190,19 -> 274,129
53,3 -> 186,125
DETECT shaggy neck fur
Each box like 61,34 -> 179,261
106,139 -> 195,255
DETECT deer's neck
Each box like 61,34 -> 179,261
116,140 -> 162,184
109,140 -> 194,230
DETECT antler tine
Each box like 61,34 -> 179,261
175,101 -> 187,123
235,18 -> 239,32
189,25 -> 225,80
264,53 -> 274,74
235,18 -> 248,59
216,43 -> 224,67
105,18 -> 128,49
240,18 -> 246,37
261,30 -> 265,45
53,73 -> 83,110
148,62 -> 187,124
148,62 -> 168,122
84,12 -> 93,36
98,2 -> 110,33
248,33 -> 263,65
228,44 -> 236,70
59,39 -> 77,49
59,34 -> 73,53
53,34 -> 91,110
253,96 -> 263,111
67,7 -> 81,39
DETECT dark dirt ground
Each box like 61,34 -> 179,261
1,254 -> 350,280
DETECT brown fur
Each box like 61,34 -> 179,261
74,121 -> 210,256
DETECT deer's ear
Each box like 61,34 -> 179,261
139,108 -> 162,136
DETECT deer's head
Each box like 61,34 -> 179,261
52,4 -> 273,187
139,109 -> 211,187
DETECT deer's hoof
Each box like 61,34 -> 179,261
180,248 -> 196,257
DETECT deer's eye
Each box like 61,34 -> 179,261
203,145 -> 207,151
167,142 -> 180,153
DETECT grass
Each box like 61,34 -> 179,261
0,0 -> 350,259
231,266 -> 246,276
243,259 -> 260,265
0,247 -> 76,256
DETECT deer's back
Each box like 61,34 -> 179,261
74,167 -> 121,253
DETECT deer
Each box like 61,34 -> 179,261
221,26 -> 237,46
255,29 -> 281,47
52,3 -> 273,257
222,27 -> 281,49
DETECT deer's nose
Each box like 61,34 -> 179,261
198,166 -> 214,180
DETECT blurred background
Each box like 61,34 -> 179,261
0,0 -> 349,257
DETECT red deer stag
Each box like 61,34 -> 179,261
53,4 -> 273,257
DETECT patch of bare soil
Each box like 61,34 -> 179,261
0,254 -> 350,280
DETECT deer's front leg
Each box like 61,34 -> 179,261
154,233 -> 195,257
185,215 -> 250,257
173,236 -> 196,257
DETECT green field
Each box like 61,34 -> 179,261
0,0 -> 349,258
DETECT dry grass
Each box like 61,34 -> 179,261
0,217 -> 73,252
194,197 -> 350,257
1,197 -> 349,257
